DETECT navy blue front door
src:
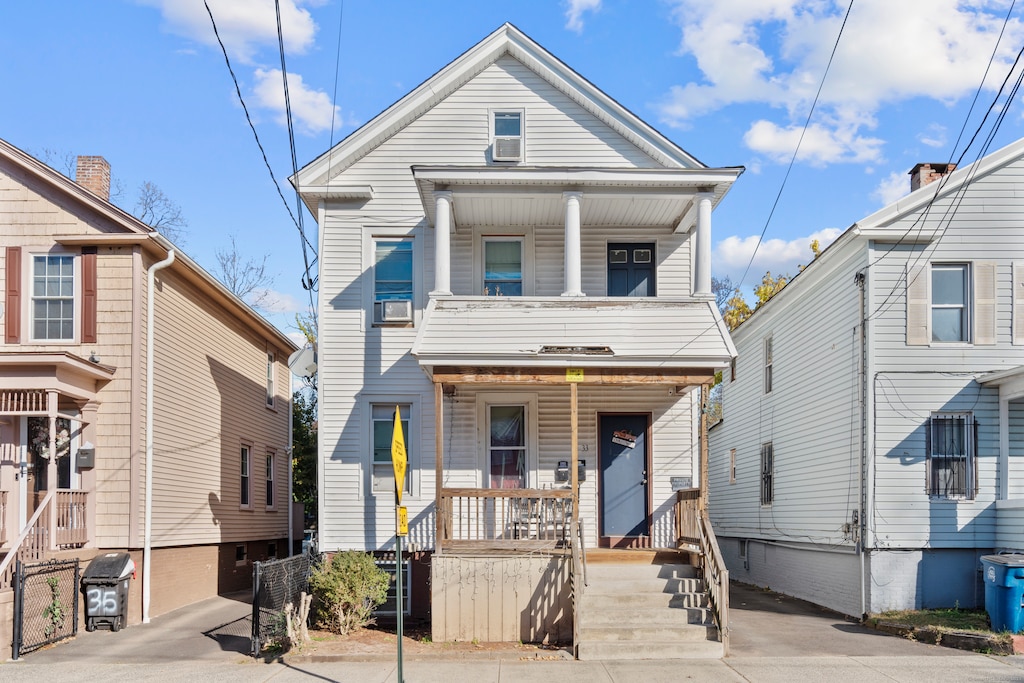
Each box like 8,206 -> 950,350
599,414 -> 649,538
608,243 -> 655,297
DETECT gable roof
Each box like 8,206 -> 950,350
294,23 -> 707,194
0,136 -> 297,353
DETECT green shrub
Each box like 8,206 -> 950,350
308,551 -> 390,634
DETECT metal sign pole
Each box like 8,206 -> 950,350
391,406 -> 408,683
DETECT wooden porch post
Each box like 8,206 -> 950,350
435,381 -> 443,554
47,390 -> 58,550
570,381 -> 579,539
700,384 -> 709,512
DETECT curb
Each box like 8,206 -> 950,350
281,647 -> 575,665
864,619 -> 1016,655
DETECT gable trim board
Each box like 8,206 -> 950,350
294,23 -> 713,197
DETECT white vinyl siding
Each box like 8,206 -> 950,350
1015,262 -> 1024,345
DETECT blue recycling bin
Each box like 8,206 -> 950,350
981,554 -> 1024,633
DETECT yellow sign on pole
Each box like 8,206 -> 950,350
391,406 -> 407,504
397,506 -> 408,536
566,368 -> 584,383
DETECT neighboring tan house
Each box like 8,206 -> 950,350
709,139 -> 1024,618
296,24 -> 740,657
0,137 -> 297,645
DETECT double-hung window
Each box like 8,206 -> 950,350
483,238 -> 523,296
372,404 -> 411,495
492,111 -> 523,162
927,412 -> 975,499
760,442 -> 774,506
266,352 -> 276,408
763,335 -> 773,394
374,240 -> 413,324
266,452 -> 275,508
32,254 -> 76,341
488,405 -> 527,488
240,445 -> 251,508
931,264 -> 969,343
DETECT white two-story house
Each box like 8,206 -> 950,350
296,24 -> 739,646
709,141 -> 1024,618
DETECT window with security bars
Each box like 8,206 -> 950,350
760,442 -> 773,506
927,413 -> 976,499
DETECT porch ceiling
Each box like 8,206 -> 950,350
412,166 -> 741,232
411,296 -> 736,377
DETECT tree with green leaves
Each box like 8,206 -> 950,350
292,390 -> 317,525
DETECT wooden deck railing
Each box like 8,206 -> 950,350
55,490 -> 89,549
675,488 -> 701,547
0,488 -> 91,590
438,488 -> 572,551
0,490 -> 7,543
697,509 -> 730,656
0,490 -> 54,590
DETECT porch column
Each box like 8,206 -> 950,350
562,192 -> 584,297
82,401 -> 99,547
694,191 -> 714,297
431,191 -> 453,296
434,381 -> 444,553
46,389 -> 58,550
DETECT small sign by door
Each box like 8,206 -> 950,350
612,429 -> 636,448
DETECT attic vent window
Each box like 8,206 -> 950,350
493,111 -> 523,162
539,345 -> 613,355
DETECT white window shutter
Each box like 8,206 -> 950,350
1015,262 -> 1024,345
906,265 -> 929,345
974,262 -> 997,345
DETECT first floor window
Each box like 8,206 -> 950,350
240,445 -> 251,507
760,442 -> 773,506
489,405 -> 526,488
266,452 -> 275,508
32,254 -> 75,340
928,412 -> 975,498
372,404 -> 411,495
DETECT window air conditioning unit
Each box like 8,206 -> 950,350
493,136 -> 522,161
382,300 -> 413,322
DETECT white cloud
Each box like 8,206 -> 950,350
744,119 -> 884,166
917,123 -> 948,149
873,170 -> 910,206
252,288 -> 307,314
659,0 -> 1024,164
714,227 -> 843,285
140,0 -> 318,64
253,68 -> 340,135
565,0 -> 602,33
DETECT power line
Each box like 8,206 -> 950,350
274,0 -> 318,310
736,0 -> 855,291
202,0 -> 316,259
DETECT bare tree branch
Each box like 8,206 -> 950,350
133,181 -> 188,244
215,235 -> 274,311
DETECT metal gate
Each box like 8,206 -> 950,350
251,553 -> 313,656
13,558 -> 80,659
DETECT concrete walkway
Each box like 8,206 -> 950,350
3,583 -> 1024,682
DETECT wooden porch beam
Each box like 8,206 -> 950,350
431,366 -> 716,385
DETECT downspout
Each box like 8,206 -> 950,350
143,248 -> 175,624
856,268 -> 868,618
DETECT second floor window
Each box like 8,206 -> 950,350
266,352 -> 276,408
483,239 -> 523,296
763,335 -> 773,394
931,264 -> 969,343
374,240 -> 413,324
32,254 -> 75,340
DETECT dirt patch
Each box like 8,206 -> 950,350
283,624 -> 571,661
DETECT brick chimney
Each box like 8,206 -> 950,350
75,156 -> 111,201
909,162 -> 955,192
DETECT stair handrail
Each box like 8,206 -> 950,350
697,509 -> 729,656
0,490 -> 56,590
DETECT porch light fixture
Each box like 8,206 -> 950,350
538,345 -> 613,355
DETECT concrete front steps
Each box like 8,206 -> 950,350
576,550 -> 722,660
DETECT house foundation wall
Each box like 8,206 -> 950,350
431,554 -> 571,643
867,548 -> 987,613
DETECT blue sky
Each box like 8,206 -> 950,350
2,0 -> 1023,343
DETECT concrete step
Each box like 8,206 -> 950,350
585,562 -> 697,581
584,576 -> 705,595
582,591 -> 708,610
579,603 -> 710,626
576,639 -> 724,660
578,623 -> 719,643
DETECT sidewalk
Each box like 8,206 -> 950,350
3,584 -> 1024,682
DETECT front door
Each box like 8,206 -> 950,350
608,243 -> 655,296
598,414 -> 650,544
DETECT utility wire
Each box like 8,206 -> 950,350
202,0 -> 315,259
274,0 -> 318,308
736,0 -> 855,291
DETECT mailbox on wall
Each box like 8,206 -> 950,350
555,460 -> 587,483
77,445 -> 96,469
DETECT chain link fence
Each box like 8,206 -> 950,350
13,558 -> 80,659
251,552 -> 314,656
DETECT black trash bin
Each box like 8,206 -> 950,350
82,553 -> 135,632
